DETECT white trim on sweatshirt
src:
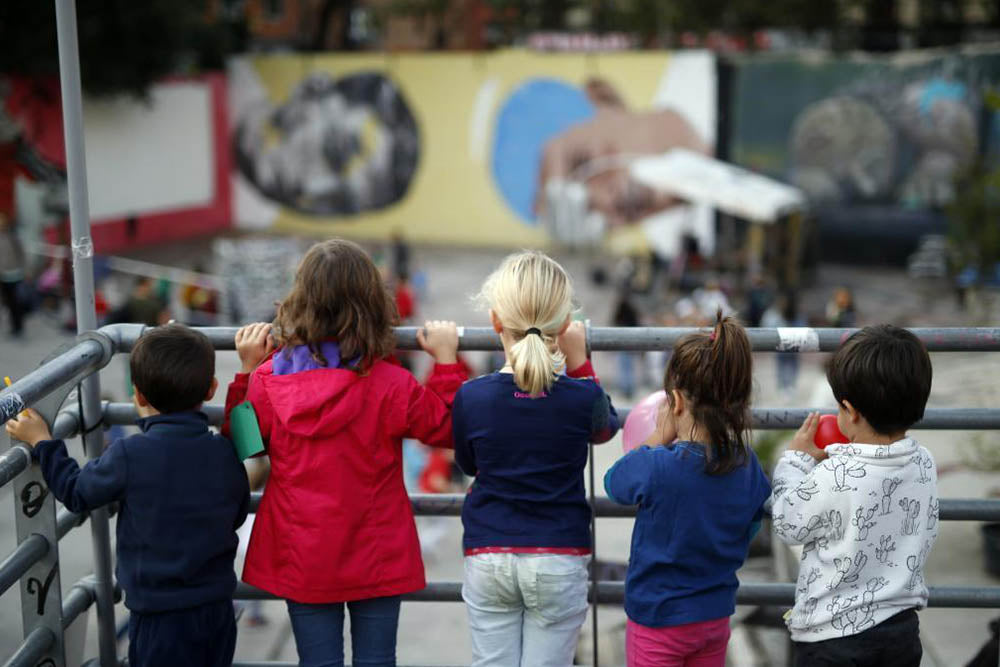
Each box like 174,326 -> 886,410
770,438 -> 938,642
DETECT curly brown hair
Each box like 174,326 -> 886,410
664,313 -> 753,475
273,239 -> 397,372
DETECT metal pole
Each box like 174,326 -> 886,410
54,1 -> 117,664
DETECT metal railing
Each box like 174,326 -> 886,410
3,322 -> 1000,666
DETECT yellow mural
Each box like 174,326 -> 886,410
229,49 -> 716,251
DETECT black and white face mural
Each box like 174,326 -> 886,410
233,72 -> 420,217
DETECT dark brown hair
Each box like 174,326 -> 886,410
663,313 -> 753,475
130,323 -> 215,413
273,239 -> 397,371
826,324 -> 931,435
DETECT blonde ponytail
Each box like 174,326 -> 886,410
509,329 -> 564,395
478,251 -> 574,395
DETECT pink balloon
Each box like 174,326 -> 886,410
622,390 -> 666,453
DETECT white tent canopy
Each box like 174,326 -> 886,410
630,148 -> 807,223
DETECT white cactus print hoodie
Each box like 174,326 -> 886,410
770,438 -> 938,642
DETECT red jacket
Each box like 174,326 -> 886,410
224,358 -> 466,603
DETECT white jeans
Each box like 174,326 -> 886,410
463,553 -> 590,667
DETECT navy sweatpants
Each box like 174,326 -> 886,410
128,599 -> 236,667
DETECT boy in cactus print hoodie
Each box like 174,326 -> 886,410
771,325 -> 938,667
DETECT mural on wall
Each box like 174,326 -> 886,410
492,76 -> 709,246
730,51 -> 1000,211
234,72 -> 420,216
230,51 -> 716,253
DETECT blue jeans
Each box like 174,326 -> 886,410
287,596 -> 402,667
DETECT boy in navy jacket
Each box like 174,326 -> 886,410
6,324 -> 250,667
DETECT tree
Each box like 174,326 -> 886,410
948,90 -> 1000,322
0,0 -> 241,96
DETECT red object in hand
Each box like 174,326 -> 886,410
814,414 -> 848,449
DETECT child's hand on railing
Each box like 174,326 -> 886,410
789,412 -> 828,461
417,320 -> 459,365
236,323 -> 276,374
558,320 -> 588,371
5,409 -> 52,447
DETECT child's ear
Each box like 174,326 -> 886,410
557,315 -> 571,336
489,309 -> 503,335
133,387 -> 150,408
204,378 -> 218,402
841,400 -> 861,423
670,389 -> 685,415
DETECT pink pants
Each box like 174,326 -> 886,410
626,617 -> 731,667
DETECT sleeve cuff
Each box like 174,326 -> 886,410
433,362 -> 463,372
32,439 -> 64,462
567,359 -> 595,379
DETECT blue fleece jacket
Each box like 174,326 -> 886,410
34,411 -> 249,613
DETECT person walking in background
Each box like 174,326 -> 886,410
612,289 -> 641,399
453,251 -> 620,666
224,239 -> 468,667
762,291 -> 802,400
108,277 -> 169,328
0,213 -> 25,337
605,314 -> 770,667
827,287 -> 857,327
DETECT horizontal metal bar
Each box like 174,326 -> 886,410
249,492 -> 1000,522
0,447 -> 30,490
103,402 -> 1000,434
752,408 -> 1000,430
235,581 -> 1000,608
104,325 -> 1000,354
51,408 -> 81,440
0,534 -> 49,597
62,576 -> 97,630
2,626 -> 56,667
57,507 -> 87,541
0,337 -> 108,423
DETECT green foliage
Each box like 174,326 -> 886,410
0,0 -> 242,96
752,429 -> 793,472
963,433 -> 1000,473
948,158 -> 1000,287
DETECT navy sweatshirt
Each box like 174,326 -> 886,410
453,363 -> 619,552
34,411 -> 250,614
605,443 -> 770,627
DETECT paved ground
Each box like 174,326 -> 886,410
0,241 -> 998,665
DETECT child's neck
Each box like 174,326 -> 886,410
850,426 -> 907,445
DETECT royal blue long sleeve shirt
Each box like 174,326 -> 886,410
605,442 -> 770,627
34,411 -> 249,613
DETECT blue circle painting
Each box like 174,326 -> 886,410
491,79 -> 595,223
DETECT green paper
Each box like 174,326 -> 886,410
230,401 -> 265,461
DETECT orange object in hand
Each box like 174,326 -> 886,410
814,414 -> 848,449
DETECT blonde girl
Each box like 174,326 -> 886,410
452,250 -> 619,666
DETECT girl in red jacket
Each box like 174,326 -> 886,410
225,238 -> 466,667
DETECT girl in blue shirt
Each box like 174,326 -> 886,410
605,314 -> 770,667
